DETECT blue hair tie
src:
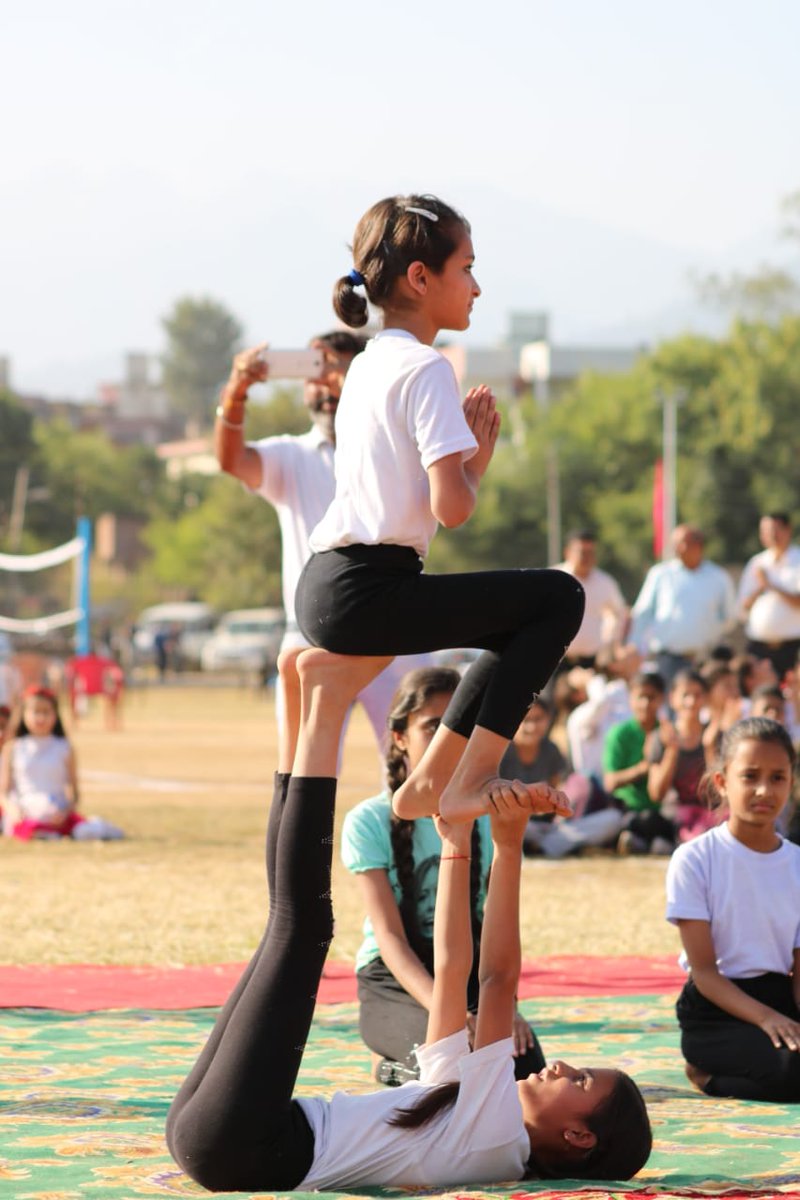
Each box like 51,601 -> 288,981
347,268 -> 365,287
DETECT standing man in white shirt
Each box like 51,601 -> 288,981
738,511 -> 800,681
215,332 -> 429,773
630,524 -> 736,687
556,530 -> 628,670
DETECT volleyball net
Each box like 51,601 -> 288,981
0,518 -> 91,649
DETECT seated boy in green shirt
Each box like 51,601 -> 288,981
602,672 -> 675,854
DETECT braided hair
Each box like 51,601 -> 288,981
386,667 -> 483,968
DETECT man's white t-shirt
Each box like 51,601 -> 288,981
309,331 -> 478,559
665,822 -> 800,977
249,427 -> 334,626
297,1030 -> 529,1189
555,564 -> 627,658
738,545 -> 800,642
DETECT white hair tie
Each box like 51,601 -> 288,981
404,206 -> 439,222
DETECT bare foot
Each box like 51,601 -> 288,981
439,777 -> 573,824
392,778 -> 442,819
684,1061 -> 712,1093
392,725 -> 467,819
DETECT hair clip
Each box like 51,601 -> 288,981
404,206 -> 439,222
347,268 -> 365,286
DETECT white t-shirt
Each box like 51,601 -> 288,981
11,735 -> 72,821
555,564 -> 627,658
249,427 -> 334,626
566,677 -> 632,777
738,545 -> 800,642
309,331 -> 478,559
665,821 -> 800,978
297,1030 -> 529,1190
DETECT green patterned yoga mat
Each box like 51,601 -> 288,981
1,994 -> 798,1200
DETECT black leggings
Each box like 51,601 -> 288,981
166,774 -> 335,1192
296,545 -> 585,741
677,974 -> 800,1101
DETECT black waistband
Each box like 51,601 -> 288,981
318,543 -> 422,568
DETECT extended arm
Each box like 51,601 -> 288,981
473,785 -> 529,1051
425,818 -> 474,1046
356,870 -> 434,1010
679,919 -> 800,1050
214,346 -> 268,488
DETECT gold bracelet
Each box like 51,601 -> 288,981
440,854 -> 471,861
215,405 -> 244,430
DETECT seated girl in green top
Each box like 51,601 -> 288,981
341,667 -> 544,1084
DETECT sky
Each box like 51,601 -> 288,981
3,0 -> 799,397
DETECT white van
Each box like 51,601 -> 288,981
201,607 -> 285,677
132,602 -> 217,668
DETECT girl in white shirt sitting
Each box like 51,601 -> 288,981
166,772 -> 651,1191
0,686 -> 122,841
288,194 -> 585,822
666,717 -> 800,1100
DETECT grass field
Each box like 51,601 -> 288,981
0,684 -> 681,967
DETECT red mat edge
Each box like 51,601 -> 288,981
0,955 -> 686,1012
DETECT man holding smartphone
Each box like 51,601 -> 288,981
215,332 -> 430,771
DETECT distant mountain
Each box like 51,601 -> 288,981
3,173 -> 791,399
455,180 -> 785,350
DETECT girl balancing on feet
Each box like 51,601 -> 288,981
166,773 -> 651,1190
666,717 -> 800,1101
292,194 -> 585,820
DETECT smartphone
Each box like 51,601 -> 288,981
257,348 -> 324,379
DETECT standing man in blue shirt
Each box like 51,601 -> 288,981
630,525 -> 736,687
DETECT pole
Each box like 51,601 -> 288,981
534,374 -> 561,564
75,516 -> 92,654
660,390 -> 684,560
8,465 -> 29,550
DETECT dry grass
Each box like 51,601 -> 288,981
0,685 -> 681,966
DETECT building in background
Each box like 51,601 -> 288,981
439,310 -> 644,397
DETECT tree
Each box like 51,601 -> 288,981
129,387 -> 312,610
138,475 -> 283,611
27,421 -> 161,547
0,391 -> 35,545
162,296 -> 243,427
430,312 -> 800,603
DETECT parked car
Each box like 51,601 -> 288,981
132,602 -> 217,669
201,607 -> 285,678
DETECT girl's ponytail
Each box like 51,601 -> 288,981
333,272 -> 369,328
